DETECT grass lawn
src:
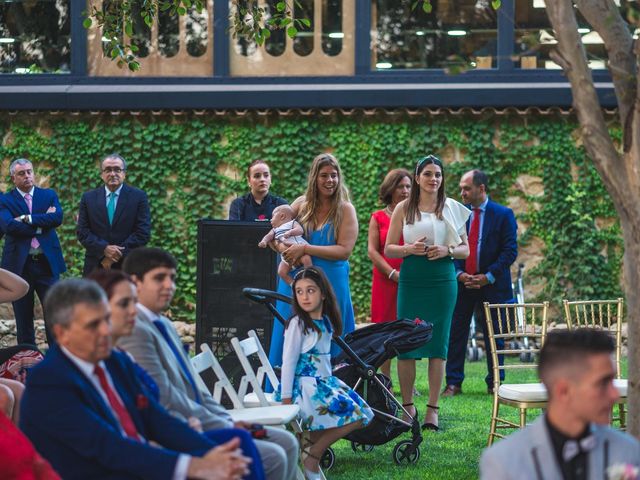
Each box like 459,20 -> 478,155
326,359 -> 541,480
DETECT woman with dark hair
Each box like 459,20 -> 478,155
229,159 -> 288,221
268,153 -> 358,366
385,155 -> 470,431
367,168 -> 411,380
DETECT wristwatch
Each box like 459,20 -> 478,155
447,245 -> 455,259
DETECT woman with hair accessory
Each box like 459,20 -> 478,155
268,153 -> 358,366
384,155 -> 470,432
229,159 -> 288,221
367,168 -> 411,381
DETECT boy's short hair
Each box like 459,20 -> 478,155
122,247 -> 177,280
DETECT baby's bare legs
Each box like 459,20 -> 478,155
277,261 -> 295,285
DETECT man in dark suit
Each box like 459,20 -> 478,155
443,170 -> 518,396
20,278 -> 255,480
77,153 -> 151,276
480,329 -> 639,479
0,158 -> 66,345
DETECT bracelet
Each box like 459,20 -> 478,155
388,269 -> 396,279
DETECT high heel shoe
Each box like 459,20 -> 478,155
401,402 -> 419,423
421,404 -> 440,431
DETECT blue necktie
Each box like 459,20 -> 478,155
107,192 -> 116,225
152,319 -> 201,404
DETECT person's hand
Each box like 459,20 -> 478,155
233,420 -> 252,430
282,243 -> 305,266
426,245 -> 447,261
104,245 -> 123,262
187,437 -> 251,480
465,274 -> 489,289
46,206 -> 56,213
100,258 -> 114,269
258,240 -> 267,248
407,236 -> 428,256
188,416 -> 203,433
457,272 -> 472,285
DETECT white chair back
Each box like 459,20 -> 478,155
190,343 -> 243,409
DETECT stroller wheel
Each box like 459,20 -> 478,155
519,350 -> 535,363
392,440 -> 421,465
320,447 -> 335,470
351,441 -> 374,453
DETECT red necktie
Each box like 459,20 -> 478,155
465,208 -> 481,274
94,364 -> 139,440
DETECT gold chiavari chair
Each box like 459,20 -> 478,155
484,301 -> 549,446
562,298 -> 627,429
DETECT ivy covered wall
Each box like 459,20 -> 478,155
0,113 -> 623,322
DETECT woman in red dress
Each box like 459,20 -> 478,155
367,169 -> 411,379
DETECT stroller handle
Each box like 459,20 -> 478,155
242,288 -> 292,305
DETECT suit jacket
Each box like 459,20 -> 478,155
77,184 -> 151,276
20,344 -> 214,480
117,307 -> 234,431
0,187 -> 66,276
480,416 -> 640,480
454,199 -> 518,300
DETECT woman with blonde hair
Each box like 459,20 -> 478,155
385,155 -> 470,431
268,153 -> 358,365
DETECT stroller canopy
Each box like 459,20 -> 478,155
333,318 -> 433,368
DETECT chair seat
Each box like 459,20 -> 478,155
498,383 -> 548,402
228,405 -> 300,425
243,391 -> 279,407
614,378 -> 627,398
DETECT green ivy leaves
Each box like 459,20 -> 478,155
0,114 -> 623,323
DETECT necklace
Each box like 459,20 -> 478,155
385,205 -> 394,215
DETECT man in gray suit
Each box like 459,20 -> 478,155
118,247 -> 298,480
480,329 -> 639,480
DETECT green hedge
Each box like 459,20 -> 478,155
0,114 -> 623,321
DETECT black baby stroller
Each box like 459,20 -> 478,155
243,288 -> 433,468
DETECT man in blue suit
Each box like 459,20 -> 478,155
20,278 -> 256,480
443,170 -> 518,396
77,153 -> 151,276
0,158 -> 66,345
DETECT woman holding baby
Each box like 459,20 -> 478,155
268,153 -> 358,365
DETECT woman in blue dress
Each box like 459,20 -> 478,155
269,153 -> 358,366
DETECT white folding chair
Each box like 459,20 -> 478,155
190,343 -> 300,425
231,330 -> 280,407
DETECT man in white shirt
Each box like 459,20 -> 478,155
20,278 -> 253,480
118,247 -> 299,480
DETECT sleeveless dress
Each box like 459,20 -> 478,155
269,222 -> 356,366
275,316 -> 373,431
370,209 -> 404,324
397,198 -> 470,360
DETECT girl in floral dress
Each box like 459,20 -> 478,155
276,267 -> 373,480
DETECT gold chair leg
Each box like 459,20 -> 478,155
519,408 -> 526,428
619,404 -> 626,430
487,397 -> 500,446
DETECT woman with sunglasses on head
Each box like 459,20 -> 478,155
229,160 -> 288,222
384,155 -> 470,432
268,153 -> 358,367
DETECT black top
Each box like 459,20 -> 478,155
545,415 -> 591,480
228,192 -> 288,222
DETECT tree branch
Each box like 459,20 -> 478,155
574,0 -> 636,149
544,0 -> 627,196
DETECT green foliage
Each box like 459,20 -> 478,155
0,114 -> 623,322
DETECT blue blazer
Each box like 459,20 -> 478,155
20,345 -> 215,480
0,187 -> 66,276
454,199 -> 518,299
76,184 -> 151,275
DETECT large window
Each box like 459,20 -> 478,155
373,0 -> 498,70
0,0 -> 70,74
514,0 -> 631,69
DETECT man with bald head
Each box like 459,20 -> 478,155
480,329 -> 639,479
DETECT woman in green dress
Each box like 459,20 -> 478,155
384,155 -> 470,431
